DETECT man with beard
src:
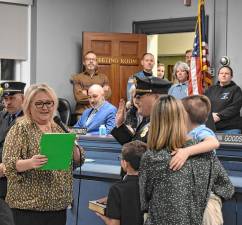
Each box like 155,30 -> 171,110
112,76 -> 172,145
0,81 -> 25,199
71,51 -> 111,116
73,84 -> 116,134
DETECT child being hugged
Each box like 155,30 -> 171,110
169,95 -> 219,171
170,95 -> 233,225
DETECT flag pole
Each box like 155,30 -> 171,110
198,0 -> 203,71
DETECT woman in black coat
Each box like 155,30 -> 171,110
205,66 -> 242,134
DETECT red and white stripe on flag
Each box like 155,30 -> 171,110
189,57 -> 203,95
188,0 -> 212,96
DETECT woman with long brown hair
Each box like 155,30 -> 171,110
139,95 -> 232,225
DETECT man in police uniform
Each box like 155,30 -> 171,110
111,76 -> 172,145
0,81 -> 25,199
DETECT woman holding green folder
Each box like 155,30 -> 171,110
3,84 -> 85,225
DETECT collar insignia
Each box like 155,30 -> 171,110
4,83 -> 9,88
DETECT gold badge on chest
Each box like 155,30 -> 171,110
140,126 -> 149,138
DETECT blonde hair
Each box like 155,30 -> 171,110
157,63 -> 165,67
23,83 -> 58,119
148,95 -> 188,151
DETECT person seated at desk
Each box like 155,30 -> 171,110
71,51 -> 111,116
74,84 -> 117,134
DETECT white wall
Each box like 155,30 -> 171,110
35,0 -> 112,109
111,0 -> 241,87
158,32 -> 194,56
227,0 -> 242,85
33,0 -> 242,110
110,0 -> 215,71
111,0 -> 198,33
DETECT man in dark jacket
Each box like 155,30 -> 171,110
0,81 -> 25,199
111,76 -> 172,145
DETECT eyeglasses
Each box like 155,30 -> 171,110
85,58 -> 97,62
34,101 -> 54,109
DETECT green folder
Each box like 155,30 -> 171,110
39,133 -> 76,170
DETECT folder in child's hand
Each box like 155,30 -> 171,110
88,200 -> 106,215
39,133 -> 76,170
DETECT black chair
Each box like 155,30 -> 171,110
57,98 -> 71,126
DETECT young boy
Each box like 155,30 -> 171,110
169,95 -> 219,170
170,95 -> 225,225
96,140 -> 147,225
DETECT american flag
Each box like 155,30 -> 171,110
188,0 -> 212,95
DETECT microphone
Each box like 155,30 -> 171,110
54,116 -> 87,135
54,115 -> 85,154
53,116 -> 69,133
53,118 -> 84,225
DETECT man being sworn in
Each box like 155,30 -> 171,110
111,76 -> 172,145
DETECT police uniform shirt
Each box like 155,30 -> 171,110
0,110 -> 23,199
112,76 -> 171,145
111,117 -> 149,145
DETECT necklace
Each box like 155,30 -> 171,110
43,125 -> 51,132
37,123 -> 52,133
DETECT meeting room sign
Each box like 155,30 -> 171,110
97,57 -> 138,65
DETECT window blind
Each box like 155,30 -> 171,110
0,2 -> 29,60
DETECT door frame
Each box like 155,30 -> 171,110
132,17 -> 197,34
132,16 -> 211,78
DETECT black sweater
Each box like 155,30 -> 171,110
205,81 -> 242,130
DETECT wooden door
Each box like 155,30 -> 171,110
83,32 -> 147,106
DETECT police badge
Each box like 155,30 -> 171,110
140,126 -> 149,138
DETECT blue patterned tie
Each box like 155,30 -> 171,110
85,109 -> 97,126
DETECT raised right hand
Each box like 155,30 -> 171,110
115,99 -> 126,127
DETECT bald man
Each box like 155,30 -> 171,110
73,84 -> 117,134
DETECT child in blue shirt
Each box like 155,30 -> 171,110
170,95 -> 224,225
169,95 -> 219,170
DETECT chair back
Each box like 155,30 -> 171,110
57,98 -> 71,125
